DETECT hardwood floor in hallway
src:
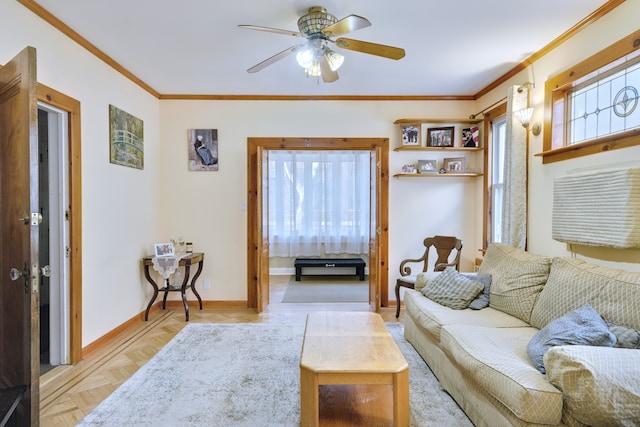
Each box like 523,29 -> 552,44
40,276 -> 403,426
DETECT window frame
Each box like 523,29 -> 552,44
482,103 -> 507,252
539,29 -> 640,164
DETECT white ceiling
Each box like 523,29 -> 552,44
33,0 -> 610,96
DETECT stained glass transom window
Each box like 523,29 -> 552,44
569,60 -> 640,145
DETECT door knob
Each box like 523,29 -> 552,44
41,265 -> 51,278
10,267 -> 26,281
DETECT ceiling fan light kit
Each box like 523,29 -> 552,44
239,6 -> 405,83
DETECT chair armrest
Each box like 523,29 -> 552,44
434,261 -> 459,271
399,257 -> 427,276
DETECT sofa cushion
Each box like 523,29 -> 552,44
403,289 -> 529,343
440,325 -> 564,425
594,270 -> 640,332
531,257 -> 618,330
606,321 -> 640,349
477,243 -> 551,323
527,304 -> 616,374
421,267 -> 483,309
545,345 -> 640,426
413,271 -> 441,291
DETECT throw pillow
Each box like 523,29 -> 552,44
527,304 -> 616,374
463,273 -> 492,310
606,321 -> 640,349
421,267 -> 484,310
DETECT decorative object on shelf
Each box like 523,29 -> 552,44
427,126 -> 454,147
154,242 -> 175,257
400,123 -> 421,146
188,129 -> 219,171
109,105 -> 144,170
171,237 -> 187,255
186,242 -> 193,253
401,164 -> 417,174
462,126 -> 479,147
418,159 -> 437,174
439,168 -> 447,174
443,157 -> 466,173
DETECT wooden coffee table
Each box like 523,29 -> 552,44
300,312 -> 409,426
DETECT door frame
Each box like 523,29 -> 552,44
37,83 -> 82,364
246,137 -> 389,311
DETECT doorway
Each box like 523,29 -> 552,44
247,138 -> 389,312
36,83 -> 83,366
38,104 -> 71,374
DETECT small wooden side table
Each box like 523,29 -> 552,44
142,252 -> 204,321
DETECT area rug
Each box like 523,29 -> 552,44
281,275 -> 369,303
76,322 -> 472,427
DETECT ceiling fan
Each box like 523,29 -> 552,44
239,6 -> 406,83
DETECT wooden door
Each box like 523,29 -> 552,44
368,148 -> 381,311
0,46 -> 40,426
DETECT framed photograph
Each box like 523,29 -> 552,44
462,126 -> 480,147
418,159 -> 437,174
427,126 -> 454,147
401,164 -> 417,174
443,157 -> 467,173
154,242 -> 175,257
400,124 -> 421,146
188,128 -> 219,171
109,105 -> 144,169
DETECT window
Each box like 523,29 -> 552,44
569,59 -> 640,144
267,150 -> 371,257
490,117 -> 507,243
541,29 -> 640,163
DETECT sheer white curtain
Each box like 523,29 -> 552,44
268,150 -> 370,257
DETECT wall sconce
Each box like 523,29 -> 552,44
514,107 -> 541,136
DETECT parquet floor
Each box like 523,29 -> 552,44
40,276 -> 404,426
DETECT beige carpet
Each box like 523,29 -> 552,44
281,275 -> 368,303
76,322 -> 473,426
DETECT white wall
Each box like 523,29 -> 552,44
159,100 -> 480,303
476,0 -> 640,272
1,0 -> 161,345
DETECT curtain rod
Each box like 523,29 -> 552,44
469,96 -> 507,119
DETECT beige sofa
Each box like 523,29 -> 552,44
403,243 -> 640,426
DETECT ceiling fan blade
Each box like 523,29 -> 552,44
335,38 -> 405,60
247,45 -> 301,73
319,55 -> 339,83
321,14 -> 371,38
238,24 -> 303,38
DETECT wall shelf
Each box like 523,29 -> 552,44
394,146 -> 483,152
393,173 -> 483,178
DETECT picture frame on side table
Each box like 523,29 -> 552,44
443,157 -> 466,173
154,242 -> 175,257
427,126 -> 454,147
418,159 -> 437,174
400,124 -> 421,146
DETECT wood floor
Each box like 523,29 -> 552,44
40,276 -> 404,426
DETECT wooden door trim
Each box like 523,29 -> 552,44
37,83 -> 82,364
246,137 -> 389,310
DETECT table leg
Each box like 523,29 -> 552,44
182,265 -> 191,321
143,265 -> 160,321
190,259 -> 204,310
392,369 -> 410,427
162,279 -> 170,309
300,367 -> 319,427
295,266 -> 301,281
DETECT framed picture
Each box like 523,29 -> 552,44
154,242 -> 175,257
418,159 -> 437,174
427,126 -> 454,147
109,105 -> 144,169
400,124 -> 421,146
462,126 -> 480,147
443,157 -> 466,173
188,128 -> 219,171
401,164 -> 417,174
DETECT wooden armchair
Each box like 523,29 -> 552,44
395,235 -> 463,317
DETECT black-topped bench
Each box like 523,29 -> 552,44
294,257 -> 366,281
